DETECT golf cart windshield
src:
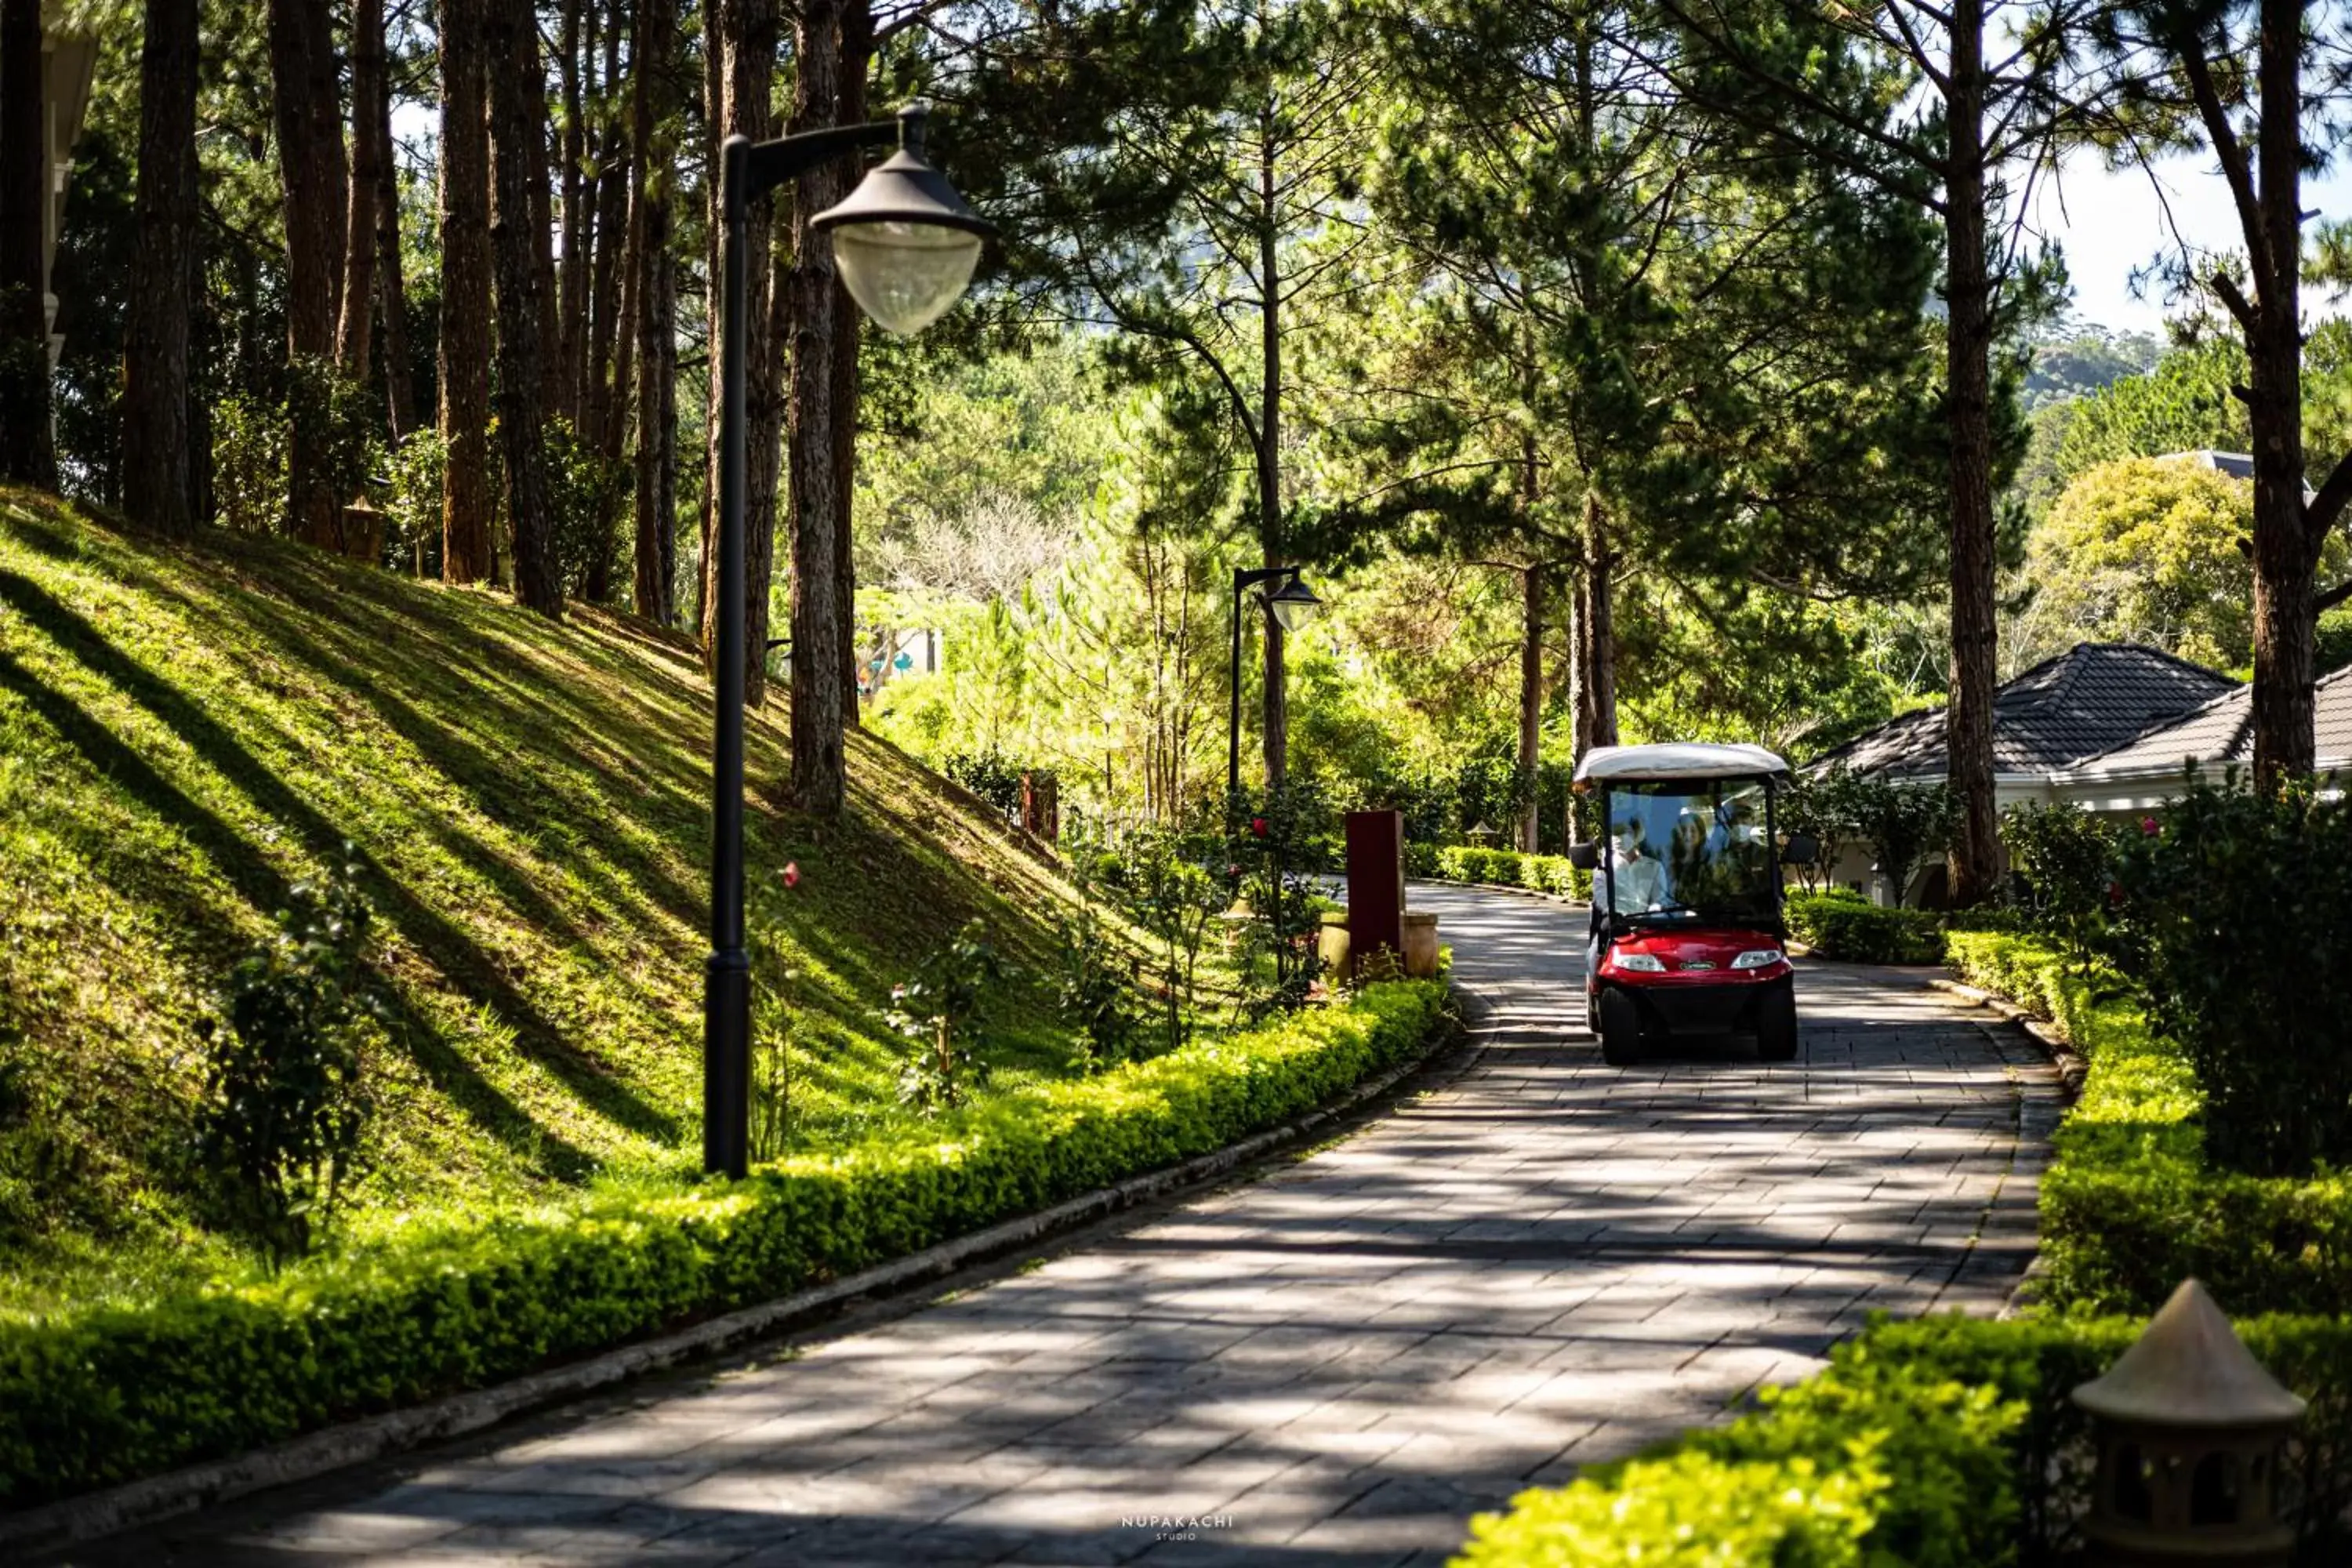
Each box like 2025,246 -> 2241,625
1602,778 -> 1776,924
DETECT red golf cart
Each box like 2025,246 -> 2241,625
1566,743 -> 1819,1067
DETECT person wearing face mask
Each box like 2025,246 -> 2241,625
1606,817 -> 1669,914
1586,817 -> 1670,1000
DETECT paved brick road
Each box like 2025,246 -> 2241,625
81,883 -> 2057,1568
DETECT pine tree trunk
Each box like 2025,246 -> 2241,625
1255,96 -> 1286,795
833,0 -> 873,730
1519,564 -> 1544,852
1943,0 -> 2000,906
585,8 -> 629,456
629,0 -> 675,625
2249,0 -> 2318,785
1563,575 -> 1585,845
526,35 -> 564,426
374,76 -> 416,443
123,0 -> 200,535
336,0 -> 386,381
702,0 -> 783,702
438,0 -> 495,583
485,0 -> 561,615
269,0 -> 348,543
787,0 -> 849,813
556,0 -> 589,427
1581,492 -> 1617,748
0,0 -> 49,487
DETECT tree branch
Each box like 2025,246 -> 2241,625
2178,42 -> 2273,281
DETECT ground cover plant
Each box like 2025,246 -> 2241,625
0,492 -> 1120,1312
0,976 -> 1449,1507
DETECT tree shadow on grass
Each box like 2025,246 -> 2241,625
0,644 -> 592,1180
152,550 -> 716,938
0,568 -> 681,1152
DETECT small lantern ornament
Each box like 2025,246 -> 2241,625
2072,1278 -> 2306,1566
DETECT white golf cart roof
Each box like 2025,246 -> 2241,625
1573,742 -> 1790,789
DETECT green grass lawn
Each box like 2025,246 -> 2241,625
0,489 -> 1113,1313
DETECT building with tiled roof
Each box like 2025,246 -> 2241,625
1810,642 -> 2241,904
2053,666 -> 2352,809
1812,642 -> 2238,783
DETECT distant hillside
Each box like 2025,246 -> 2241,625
0,490 -> 1091,1306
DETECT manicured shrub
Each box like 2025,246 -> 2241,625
1403,841 -> 1439,877
0,982 -> 1446,1508
2103,778 -> 2352,1176
1457,1450 -> 1886,1566
1428,845 -> 1588,900
1945,929 -> 2352,1317
1457,1312 -> 2352,1567
1785,893 -> 1945,964
1457,1322 -> 2027,1568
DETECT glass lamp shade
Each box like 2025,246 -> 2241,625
829,220 -> 984,336
1265,575 -> 1323,633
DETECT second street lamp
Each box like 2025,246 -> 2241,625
1226,565 -> 1322,812
706,103 -> 993,1180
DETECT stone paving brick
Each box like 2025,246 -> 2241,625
85,884 -> 2056,1568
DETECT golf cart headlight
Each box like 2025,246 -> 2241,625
1615,952 -> 1667,973
1731,949 -> 1783,971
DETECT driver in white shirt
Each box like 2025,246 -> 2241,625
1607,818 -> 1669,913
1586,818 -> 1669,1007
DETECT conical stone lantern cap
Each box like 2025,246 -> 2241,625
2073,1278 -> 2307,1430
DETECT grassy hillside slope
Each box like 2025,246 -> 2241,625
0,490 -> 1093,1308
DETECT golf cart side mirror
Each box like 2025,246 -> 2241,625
1566,841 -> 1599,871
1781,833 -> 1820,868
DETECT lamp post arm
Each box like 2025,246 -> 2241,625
727,118 -> 906,220
725,98 -> 942,222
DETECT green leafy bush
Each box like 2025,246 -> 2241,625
376,429 -> 448,575
1047,902 -> 1136,1072
193,854 -> 383,1268
1112,828 -> 1229,1054
1457,1312 -> 2352,1567
1432,845 -> 1588,900
2102,777 -> 2352,1176
1782,768 -> 1954,905
0,980 -> 1446,1508
1457,1450 -> 1886,1566
942,750 -> 1025,816
1946,929 -> 2352,1316
2000,801 -> 2117,952
1457,1323 -> 2026,1568
885,919 -> 1011,1113
1785,893 -> 1945,964
1232,783 -> 1334,1012
1404,841 -> 1439,877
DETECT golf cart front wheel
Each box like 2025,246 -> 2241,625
1755,980 -> 1798,1062
1598,988 -> 1642,1066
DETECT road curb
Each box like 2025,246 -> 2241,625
1926,976 -> 2089,1101
6,1004 -> 1469,1559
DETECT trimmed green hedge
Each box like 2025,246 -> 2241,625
1944,931 -> 2352,1318
0,980 -> 1447,1509
1428,845 -> 1590,901
1456,1311 -> 2352,1566
1785,892 -> 1947,964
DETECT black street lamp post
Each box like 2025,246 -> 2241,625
706,103 -> 991,1179
1225,565 -> 1323,813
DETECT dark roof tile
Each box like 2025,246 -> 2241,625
1812,643 -> 2239,778
2082,664 -> 2352,774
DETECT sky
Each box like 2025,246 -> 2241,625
2028,147 -> 2352,335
